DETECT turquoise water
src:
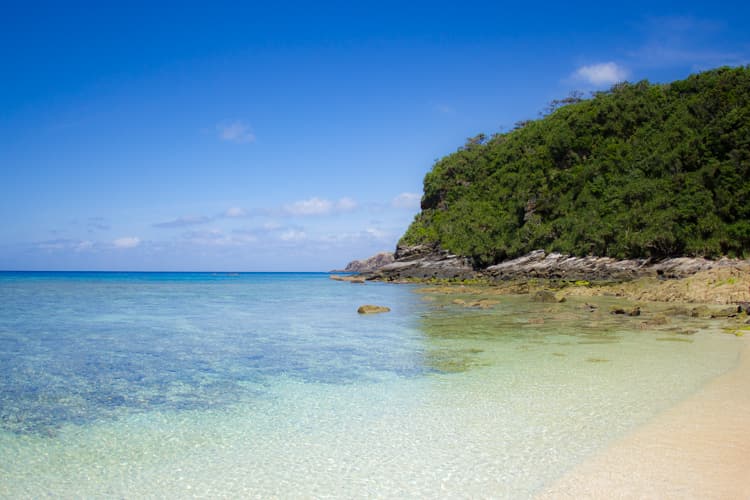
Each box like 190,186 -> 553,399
0,272 -> 743,497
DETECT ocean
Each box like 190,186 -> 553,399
0,272 -> 742,497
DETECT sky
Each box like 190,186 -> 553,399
2,1 -> 749,271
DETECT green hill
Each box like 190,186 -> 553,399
400,66 -> 750,268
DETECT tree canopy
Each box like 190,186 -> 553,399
400,66 -> 750,268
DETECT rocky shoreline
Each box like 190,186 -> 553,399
368,245 -> 746,282
335,246 -> 750,305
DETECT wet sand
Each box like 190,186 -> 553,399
539,336 -> 750,499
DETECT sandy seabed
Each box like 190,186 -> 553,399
539,336 -> 750,499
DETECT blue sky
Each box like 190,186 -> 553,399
2,2 -> 749,271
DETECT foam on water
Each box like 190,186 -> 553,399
0,273 -> 742,497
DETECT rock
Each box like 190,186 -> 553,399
474,299 -> 500,309
663,306 -> 691,317
375,245 -> 475,281
610,306 -> 639,315
337,252 -> 395,273
650,315 -> 668,325
710,307 -> 738,318
531,290 -> 558,303
676,329 -> 697,335
690,306 -> 712,318
486,250 -> 649,281
357,305 -> 391,314
394,244 -> 437,261
329,275 -> 365,283
652,257 -> 727,279
639,315 -> 669,329
484,250 -> 743,282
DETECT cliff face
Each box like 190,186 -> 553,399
399,66 -> 750,268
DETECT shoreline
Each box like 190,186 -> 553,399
347,252 -> 750,306
538,335 -> 750,499
404,280 -> 750,497
351,248 -> 750,305
345,259 -> 750,497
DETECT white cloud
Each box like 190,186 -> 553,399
217,120 -> 256,144
336,197 -> 357,212
279,229 -> 307,241
573,62 -> 629,86
113,237 -> 140,249
284,197 -> 333,216
224,207 -> 247,218
392,192 -> 421,209
283,196 -> 358,216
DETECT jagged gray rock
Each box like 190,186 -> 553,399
374,245 -> 475,280
374,246 -> 743,282
335,252 -> 395,273
485,250 -> 739,281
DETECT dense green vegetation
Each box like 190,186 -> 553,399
400,66 -> 750,267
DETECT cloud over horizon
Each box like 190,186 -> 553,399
113,237 -> 141,249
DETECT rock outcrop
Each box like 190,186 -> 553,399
373,244 -> 475,281
485,250 -> 742,281
350,246 -> 750,299
335,252 -> 395,273
486,250 -> 646,281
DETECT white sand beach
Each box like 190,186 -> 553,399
540,336 -> 750,499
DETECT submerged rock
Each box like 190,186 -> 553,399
531,290 -> 562,303
329,275 -> 365,283
690,306 -> 712,318
610,306 -> 641,316
710,307 -> 738,318
357,305 -> 391,314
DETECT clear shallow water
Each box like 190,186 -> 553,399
0,272 -> 743,498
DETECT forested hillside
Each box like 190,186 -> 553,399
400,66 -> 750,267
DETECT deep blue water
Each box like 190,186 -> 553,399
0,272 -> 426,434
